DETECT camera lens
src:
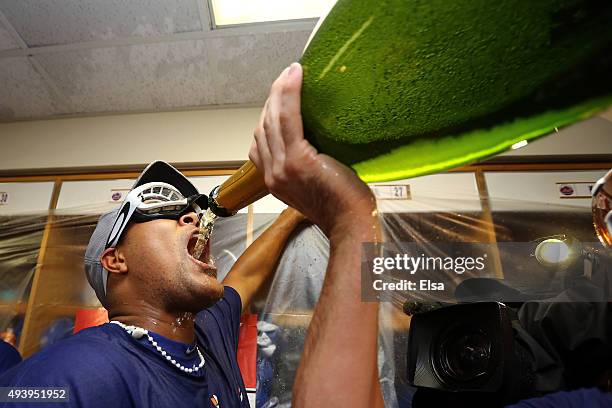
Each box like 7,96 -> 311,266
437,328 -> 492,383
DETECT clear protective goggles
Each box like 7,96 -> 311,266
105,182 -> 208,249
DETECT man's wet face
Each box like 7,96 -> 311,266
117,212 -> 223,312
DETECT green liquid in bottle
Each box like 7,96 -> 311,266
300,0 -> 612,183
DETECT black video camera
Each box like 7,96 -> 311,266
407,302 -> 538,407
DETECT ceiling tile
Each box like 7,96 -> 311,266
0,0 -> 203,47
32,30 -> 311,115
0,57 -> 66,120
0,19 -> 19,51
207,30 -> 311,104
34,40 -> 217,113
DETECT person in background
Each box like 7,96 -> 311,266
0,339 -> 21,375
0,159 -> 306,407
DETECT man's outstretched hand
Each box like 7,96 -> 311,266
249,62 -> 377,238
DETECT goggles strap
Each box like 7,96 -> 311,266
106,193 -> 141,248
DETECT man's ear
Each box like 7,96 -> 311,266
100,247 -> 128,274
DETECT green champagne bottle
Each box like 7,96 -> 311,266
209,0 -> 612,215
301,0 -> 612,182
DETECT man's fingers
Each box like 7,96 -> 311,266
259,97 -> 269,126
250,100 -> 269,170
251,63 -> 307,190
248,139 -> 262,169
250,97 -> 275,174
253,125 -> 273,175
278,63 -> 305,147
263,82 -> 286,163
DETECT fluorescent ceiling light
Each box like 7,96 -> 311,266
211,0 -> 337,26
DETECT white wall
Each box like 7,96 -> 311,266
0,107 -> 610,172
372,173 -> 481,213
0,107 -> 261,171
499,117 -> 612,158
485,170 -> 607,211
0,181 -> 55,215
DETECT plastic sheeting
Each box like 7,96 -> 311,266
0,177 -> 611,407
0,214 -> 45,347
238,195 -> 611,406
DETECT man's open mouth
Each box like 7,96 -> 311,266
187,233 -> 215,275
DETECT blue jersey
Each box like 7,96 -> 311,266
0,286 -> 249,408
0,340 -> 21,376
507,388 -> 612,408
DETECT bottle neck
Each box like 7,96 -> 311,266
209,160 -> 269,216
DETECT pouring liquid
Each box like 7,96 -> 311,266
192,208 -> 218,260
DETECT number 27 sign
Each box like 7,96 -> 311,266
370,185 -> 411,200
